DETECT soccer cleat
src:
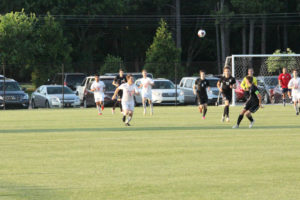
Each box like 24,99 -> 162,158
221,116 -> 225,122
101,105 -> 104,111
232,125 -> 239,129
125,123 -> 131,126
122,116 -> 126,122
249,120 -> 255,128
202,116 -> 205,120
98,113 -> 102,116
296,112 -> 299,116
226,117 -> 230,122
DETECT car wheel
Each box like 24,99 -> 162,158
31,100 -> 37,109
83,98 -> 88,108
45,101 -> 51,108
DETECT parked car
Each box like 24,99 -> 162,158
76,76 -> 115,108
257,76 -> 279,104
135,78 -> 184,105
30,85 -> 80,108
52,73 -> 86,91
0,75 -> 4,80
104,72 -> 153,81
270,85 -> 283,104
179,76 -> 220,105
0,79 -> 29,109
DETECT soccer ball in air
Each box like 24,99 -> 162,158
198,29 -> 206,38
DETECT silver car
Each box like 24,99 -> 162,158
179,76 -> 220,105
31,85 -> 80,108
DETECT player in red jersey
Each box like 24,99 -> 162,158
278,67 -> 292,106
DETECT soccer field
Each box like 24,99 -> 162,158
0,106 -> 300,200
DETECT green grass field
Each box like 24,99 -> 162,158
0,106 -> 300,200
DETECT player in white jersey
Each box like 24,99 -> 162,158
112,74 -> 139,126
288,69 -> 300,115
90,75 -> 106,115
139,69 -> 154,115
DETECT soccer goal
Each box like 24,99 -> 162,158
224,54 -> 300,106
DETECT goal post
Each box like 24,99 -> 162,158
225,54 -> 300,106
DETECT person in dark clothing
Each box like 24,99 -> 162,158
112,69 -> 127,114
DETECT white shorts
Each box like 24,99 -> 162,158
142,91 -> 152,101
94,93 -> 104,102
292,91 -> 300,102
122,101 -> 135,111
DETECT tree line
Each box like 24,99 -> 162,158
1,0 -> 300,86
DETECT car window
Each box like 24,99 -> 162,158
153,81 -> 175,89
66,75 -> 86,86
47,86 -> 73,94
0,82 -> 21,91
40,87 -> 47,94
184,79 -> 193,88
179,79 -> 185,87
101,79 -> 114,91
135,81 -> 141,87
81,79 -> 86,86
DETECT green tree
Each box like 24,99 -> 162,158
0,10 -> 37,78
100,54 -> 124,75
144,19 -> 181,80
266,48 -> 296,73
31,13 -> 72,87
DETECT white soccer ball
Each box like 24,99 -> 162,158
198,29 -> 206,38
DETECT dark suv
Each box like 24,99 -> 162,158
52,73 -> 86,91
0,79 -> 29,109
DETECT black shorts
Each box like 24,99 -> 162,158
117,90 -> 123,99
282,88 -> 291,93
244,101 -> 259,113
222,91 -> 232,103
197,95 -> 208,105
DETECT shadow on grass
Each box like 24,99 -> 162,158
1,125 -> 300,134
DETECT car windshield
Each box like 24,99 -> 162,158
264,77 -> 278,86
207,79 -> 218,87
47,87 -> 73,94
66,75 -> 86,86
0,82 -> 21,91
102,79 -> 115,91
153,81 -> 175,89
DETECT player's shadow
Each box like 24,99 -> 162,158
1,125 -> 300,134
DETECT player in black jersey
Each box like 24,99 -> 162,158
217,66 -> 236,122
233,76 -> 262,129
112,69 -> 127,114
193,70 -> 210,119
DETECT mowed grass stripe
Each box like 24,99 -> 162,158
0,106 -> 299,200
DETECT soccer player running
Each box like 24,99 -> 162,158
233,76 -> 262,129
240,67 -> 257,99
112,74 -> 139,126
112,69 -> 127,114
139,69 -> 154,115
193,70 -> 210,119
278,67 -> 292,106
288,69 -> 300,115
217,66 -> 236,122
90,75 -> 106,115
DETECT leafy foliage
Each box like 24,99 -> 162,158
100,54 -> 124,75
266,48 -> 297,73
145,19 -> 181,80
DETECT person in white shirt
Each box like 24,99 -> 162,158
139,69 -> 154,115
288,69 -> 300,115
112,74 -> 139,126
90,75 -> 106,115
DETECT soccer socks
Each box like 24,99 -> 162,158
237,114 -> 244,126
150,103 -> 153,115
97,105 -> 102,113
223,105 -> 229,117
203,107 -> 207,117
247,115 -> 254,122
143,103 -> 147,114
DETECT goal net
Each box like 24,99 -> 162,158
224,54 -> 300,106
